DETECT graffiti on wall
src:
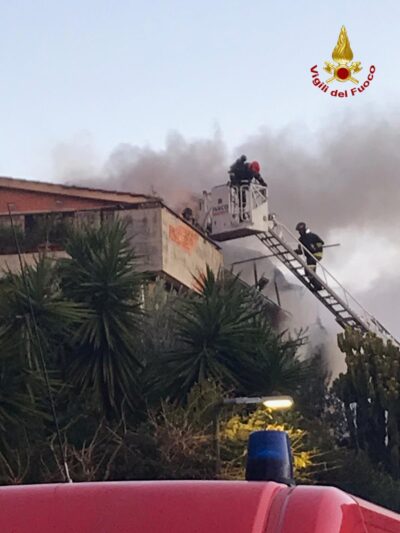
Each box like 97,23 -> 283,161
169,224 -> 199,252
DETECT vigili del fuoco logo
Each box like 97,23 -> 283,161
310,26 -> 375,98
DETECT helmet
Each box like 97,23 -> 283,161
182,207 -> 193,220
239,154 -> 247,162
296,222 -> 306,232
250,161 -> 260,173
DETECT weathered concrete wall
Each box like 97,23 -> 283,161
117,208 -> 163,273
0,206 -> 223,291
0,251 -> 68,275
161,208 -> 223,290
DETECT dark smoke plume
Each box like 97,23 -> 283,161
62,130 -> 228,215
53,110 -> 400,264
53,108 -> 400,346
57,110 -> 400,239
237,110 -> 400,237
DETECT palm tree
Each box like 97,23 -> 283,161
148,267 -> 309,404
0,255 -> 82,471
59,219 -> 145,417
241,325 -> 310,396
147,268 -> 260,401
0,256 -> 83,372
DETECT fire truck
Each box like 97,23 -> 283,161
1,480 -> 399,532
0,430 -> 399,532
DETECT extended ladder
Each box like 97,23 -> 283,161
257,219 -> 399,345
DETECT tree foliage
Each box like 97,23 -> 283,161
147,267 -> 308,403
335,329 -> 400,478
220,406 -> 318,481
0,256 -> 82,370
0,218 -> 398,512
59,220 -> 145,416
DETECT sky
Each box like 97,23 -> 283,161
1,1 -> 400,350
1,0 -> 399,178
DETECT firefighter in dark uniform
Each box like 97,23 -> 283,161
295,222 -> 324,291
228,155 -> 253,220
228,155 -> 252,186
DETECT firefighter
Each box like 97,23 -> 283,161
182,207 -> 194,223
295,222 -> 324,291
228,155 -> 253,220
249,161 -> 267,187
228,155 -> 252,186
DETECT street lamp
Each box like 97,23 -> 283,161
214,395 -> 294,476
223,395 -> 294,410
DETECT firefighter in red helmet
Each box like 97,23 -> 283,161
249,160 -> 260,174
228,156 -> 267,221
249,161 -> 267,187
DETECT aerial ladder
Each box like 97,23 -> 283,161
199,182 -> 399,346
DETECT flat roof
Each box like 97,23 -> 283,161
0,176 -> 221,250
0,176 -> 157,205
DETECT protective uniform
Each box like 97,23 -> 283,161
295,222 -> 324,290
229,155 -> 252,186
228,155 -> 253,220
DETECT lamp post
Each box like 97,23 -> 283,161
223,395 -> 294,409
214,395 -> 294,477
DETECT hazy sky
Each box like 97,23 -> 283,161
1,1 -> 400,342
1,1 -> 399,179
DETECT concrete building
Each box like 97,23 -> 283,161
0,176 -> 222,291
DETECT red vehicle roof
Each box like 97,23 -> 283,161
0,480 -> 399,532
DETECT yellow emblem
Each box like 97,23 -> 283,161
324,26 -> 362,84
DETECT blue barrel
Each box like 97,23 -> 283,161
245,430 -> 294,485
